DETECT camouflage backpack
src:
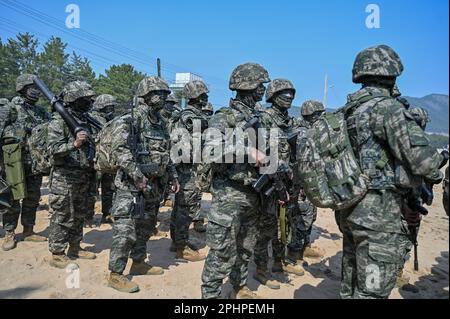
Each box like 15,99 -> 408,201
296,111 -> 369,211
94,117 -> 122,174
27,122 -> 51,176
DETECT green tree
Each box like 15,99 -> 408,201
36,36 -> 69,97
0,33 -> 39,99
94,64 -> 145,105
66,52 -> 96,84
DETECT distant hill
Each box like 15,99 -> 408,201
289,94 -> 449,135
404,94 -> 449,135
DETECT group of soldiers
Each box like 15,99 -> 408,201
0,44 -> 449,299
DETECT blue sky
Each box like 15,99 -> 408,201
0,0 -> 448,108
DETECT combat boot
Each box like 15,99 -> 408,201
253,268 -> 280,290
67,244 -> 96,260
130,261 -> 164,276
84,218 -> 94,228
108,272 -> 140,293
193,220 -> 206,233
396,269 -> 411,288
176,246 -> 206,262
23,226 -> 47,242
303,245 -> 324,259
101,215 -> 114,224
49,253 -> 78,269
233,286 -> 260,299
273,261 -> 305,276
1,231 -> 16,251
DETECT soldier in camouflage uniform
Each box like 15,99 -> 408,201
107,76 -> 179,293
202,103 -> 214,119
253,79 -> 305,290
87,94 -> 119,225
201,63 -> 270,299
444,166 -> 449,217
159,94 -> 181,209
169,80 -> 209,261
288,100 -> 326,261
1,75 -> 50,251
336,45 -> 444,299
47,81 -> 97,268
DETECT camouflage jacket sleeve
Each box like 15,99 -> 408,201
113,119 -> 145,183
47,115 -> 77,159
372,99 -> 443,181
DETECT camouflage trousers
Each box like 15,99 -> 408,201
201,180 -> 261,299
254,194 -> 285,270
108,180 -> 163,274
2,174 -> 42,232
48,168 -> 95,254
288,197 -> 317,255
337,192 -> 410,299
170,166 -> 202,247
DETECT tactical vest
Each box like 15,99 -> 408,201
50,113 -> 94,170
343,90 -> 396,190
212,101 -> 259,186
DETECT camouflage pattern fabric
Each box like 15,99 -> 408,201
288,197 -> 317,254
48,168 -> 95,253
136,77 -> 170,97
183,80 -> 209,100
337,85 -> 444,299
15,74 -> 37,93
229,63 -> 270,91
301,100 -> 325,117
253,106 -> 295,269
2,174 -> 42,231
108,101 -> 173,274
170,104 -> 207,247
47,108 -> 96,253
1,96 -> 49,231
61,81 -> 96,104
352,45 -> 404,84
265,79 -> 296,103
201,97 -> 264,299
201,177 -> 261,299
444,167 -> 449,216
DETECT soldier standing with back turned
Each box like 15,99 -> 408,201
337,45 -> 444,299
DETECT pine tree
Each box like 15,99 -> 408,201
95,64 -> 145,106
66,52 -> 96,84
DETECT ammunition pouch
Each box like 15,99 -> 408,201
394,160 -> 422,189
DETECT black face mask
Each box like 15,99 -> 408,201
73,97 -> 94,113
191,94 -> 209,110
164,102 -> 177,113
253,84 -> 266,103
24,86 -> 41,104
273,90 -> 294,110
236,84 -> 266,109
304,111 -> 324,125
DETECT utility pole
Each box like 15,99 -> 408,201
323,73 -> 328,108
157,58 -> 161,78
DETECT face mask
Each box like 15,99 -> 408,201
253,84 -> 266,103
164,102 -> 177,113
304,112 -> 323,125
273,91 -> 294,110
25,86 -> 41,104
145,92 -> 167,111
74,97 -> 93,113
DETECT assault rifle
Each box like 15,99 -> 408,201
33,77 -> 96,161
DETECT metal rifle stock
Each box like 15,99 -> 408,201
33,77 -> 96,161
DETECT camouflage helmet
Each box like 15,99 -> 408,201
61,81 -> 96,104
265,79 -> 296,102
166,94 -> 178,104
136,76 -> 170,98
16,74 -> 37,93
202,102 -> 214,114
229,63 -> 270,91
184,80 -> 209,100
352,45 -> 404,84
409,107 -> 430,129
93,94 -> 118,110
0,98 -> 9,106
301,100 -> 325,117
